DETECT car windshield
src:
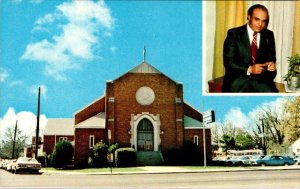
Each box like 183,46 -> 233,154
18,157 -> 38,163
262,155 -> 271,160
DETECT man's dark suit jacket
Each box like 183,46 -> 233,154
222,24 -> 278,92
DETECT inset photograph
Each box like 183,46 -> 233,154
203,1 -> 300,94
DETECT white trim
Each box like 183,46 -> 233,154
108,97 -> 115,102
184,127 -> 211,130
75,126 -> 105,129
194,135 -> 199,146
89,135 -> 95,149
130,112 -> 161,151
175,98 -> 182,103
75,112 -> 106,129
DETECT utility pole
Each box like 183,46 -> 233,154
203,118 -> 207,167
12,120 -> 18,159
262,119 -> 267,155
35,87 -> 41,158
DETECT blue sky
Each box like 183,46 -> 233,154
0,0 -> 284,137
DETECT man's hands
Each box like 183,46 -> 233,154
266,61 -> 276,71
247,62 -> 276,75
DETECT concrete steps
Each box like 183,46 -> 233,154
136,151 -> 164,166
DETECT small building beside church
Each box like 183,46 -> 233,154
43,118 -> 75,155
43,60 -> 211,167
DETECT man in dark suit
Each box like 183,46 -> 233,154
222,4 -> 278,93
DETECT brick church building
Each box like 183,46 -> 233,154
44,60 -> 211,167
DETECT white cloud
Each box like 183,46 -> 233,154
35,13 -> 57,26
224,107 -> 250,128
0,68 -> 8,82
110,46 -> 117,53
29,84 -> 48,98
249,97 -> 289,121
8,80 -> 24,87
21,0 -> 115,81
0,108 -> 47,142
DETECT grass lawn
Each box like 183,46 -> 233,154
42,167 -> 145,173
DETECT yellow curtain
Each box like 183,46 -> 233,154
292,1 -> 300,55
213,1 -> 249,79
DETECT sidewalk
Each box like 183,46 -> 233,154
40,165 -> 300,175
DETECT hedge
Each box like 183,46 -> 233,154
115,147 -> 136,167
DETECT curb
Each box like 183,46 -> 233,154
40,165 -> 300,175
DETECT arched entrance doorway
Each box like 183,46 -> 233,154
137,118 -> 154,151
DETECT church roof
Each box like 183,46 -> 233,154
129,62 -> 161,74
184,115 -> 204,129
112,61 -> 180,85
75,112 -> 105,129
44,118 -> 74,136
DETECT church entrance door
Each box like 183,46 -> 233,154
137,118 -> 154,151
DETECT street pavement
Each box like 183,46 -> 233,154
1,168 -> 299,189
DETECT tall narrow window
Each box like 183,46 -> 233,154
194,135 -> 199,146
89,135 -> 95,149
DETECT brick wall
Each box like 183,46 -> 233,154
72,70 -> 211,167
106,73 -> 183,149
43,135 -> 74,155
74,128 -> 105,168
75,97 -> 105,125
184,129 -> 212,165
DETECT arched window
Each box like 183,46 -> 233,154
137,118 -> 154,151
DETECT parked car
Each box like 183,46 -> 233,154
212,156 -> 228,166
6,159 -> 17,172
0,159 -> 5,169
1,159 -> 10,170
12,157 -> 41,174
249,155 -> 265,165
225,155 -> 252,166
253,155 -> 295,166
292,155 -> 300,165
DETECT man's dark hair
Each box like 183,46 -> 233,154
247,4 -> 269,28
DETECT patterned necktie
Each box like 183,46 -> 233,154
251,32 -> 258,65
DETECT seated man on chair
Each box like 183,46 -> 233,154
222,4 -> 278,93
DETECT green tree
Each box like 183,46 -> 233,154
0,127 -> 28,159
51,140 -> 73,168
284,97 -> 300,142
251,103 -> 288,154
221,134 -> 235,155
235,131 -> 255,150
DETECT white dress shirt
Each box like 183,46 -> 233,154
247,24 -> 260,49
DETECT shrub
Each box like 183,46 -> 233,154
92,141 -> 108,167
108,143 -> 119,153
162,148 -> 184,166
162,141 -> 202,166
182,141 -> 202,165
115,147 -> 136,167
37,155 -> 47,167
51,140 -> 73,168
